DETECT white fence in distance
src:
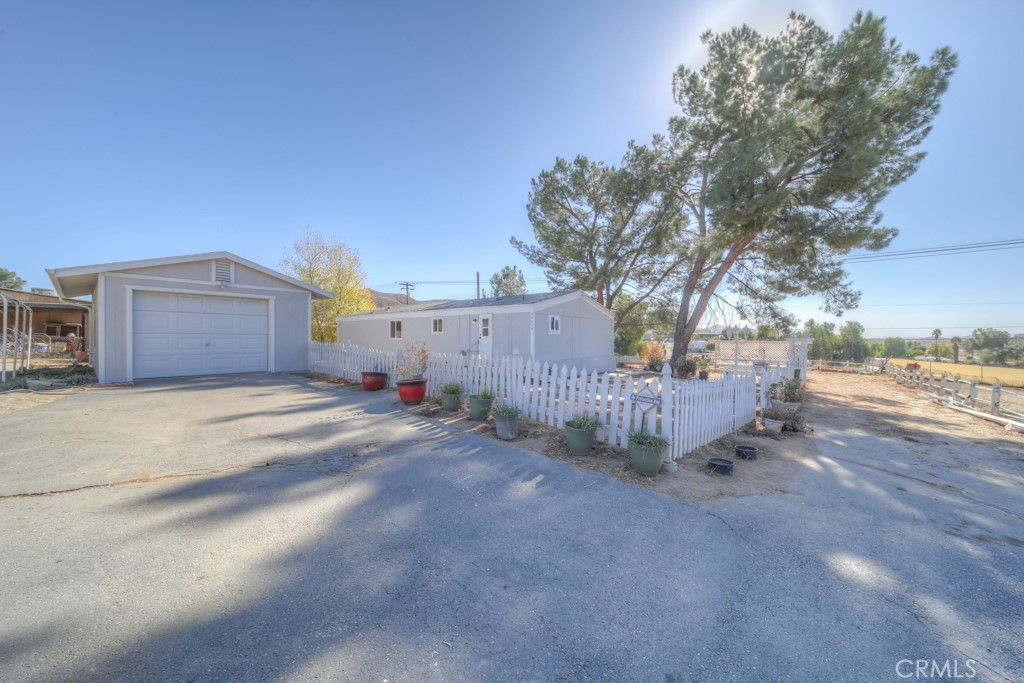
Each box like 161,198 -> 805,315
311,341 -> 792,459
883,363 -> 1023,421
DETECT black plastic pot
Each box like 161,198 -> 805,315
707,457 -> 735,475
734,445 -> 758,460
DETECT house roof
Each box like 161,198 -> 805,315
46,251 -> 333,299
0,288 -> 91,306
341,290 -> 612,321
376,291 -> 569,314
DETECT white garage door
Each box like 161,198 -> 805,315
132,291 -> 269,379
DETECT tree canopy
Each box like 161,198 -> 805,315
512,11 -> 956,361
487,265 -> 527,298
281,230 -> 374,342
512,147 -> 688,326
659,11 -> 957,362
0,268 -> 26,290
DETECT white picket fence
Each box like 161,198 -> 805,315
310,341 -> 783,458
310,340 -> 400,389
883,363 -> 1023,421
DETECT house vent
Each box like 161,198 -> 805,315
214,259 -> 233,284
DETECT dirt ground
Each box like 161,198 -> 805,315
406,369 -> 1024,505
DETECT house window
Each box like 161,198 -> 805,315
432,318 -> 443,334
389,320 -> 402,339
481,317 -> 490,337
548,315 -> 561,335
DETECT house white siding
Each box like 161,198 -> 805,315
338,291 -> 614,371
533,297 -> 614,371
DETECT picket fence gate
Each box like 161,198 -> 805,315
310,341 -> 780,458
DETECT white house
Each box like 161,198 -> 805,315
47,252 -> 331,383
338,290 -> 615,371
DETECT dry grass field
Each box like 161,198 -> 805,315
887,358 -> 1024,387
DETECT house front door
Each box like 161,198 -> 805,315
478,315 -> 492,357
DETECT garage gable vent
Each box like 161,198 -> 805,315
214,259 -> 233,284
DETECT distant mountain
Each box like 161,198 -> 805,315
370,289 -> 416,308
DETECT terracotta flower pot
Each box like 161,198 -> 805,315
396,379 -> 427,404
361,371 -> 387,391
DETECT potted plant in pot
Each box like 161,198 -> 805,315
694,354 -> 713,380
468,389 -> 495,420
767,377 -> 804,415
395,340 -> 431,404
760,406 -> 787,433
564,413 -> 602,456
672,356 -> 697,379
491,403 -> 521,440
361,364 -> 388,391
439,381 -> 464,411
627,429 -> 670,476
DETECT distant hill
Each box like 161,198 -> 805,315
370,289 -> 417,308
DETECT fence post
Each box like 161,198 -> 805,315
951,375 -> 960,403
968,380 -> 978,409
991,384 -> 1001,416
940,372 -> 947,399
660,364 -> 673,454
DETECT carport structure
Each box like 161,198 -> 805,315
48,252 -> 332,383
1,291 -> 33,382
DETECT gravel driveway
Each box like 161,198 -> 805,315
0,372 -> 1021,682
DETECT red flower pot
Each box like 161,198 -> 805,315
361,371 -> 387,391
396,378 -> 427,404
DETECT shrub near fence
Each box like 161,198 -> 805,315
313,341 -> 786,459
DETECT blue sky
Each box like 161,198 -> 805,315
2,0 -> 1021,339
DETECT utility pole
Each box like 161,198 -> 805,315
476,272 -> 480,299
398,281 -> 416,304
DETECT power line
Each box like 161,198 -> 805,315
844,238 -> 1024,263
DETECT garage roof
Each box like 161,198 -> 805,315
47,251 -> 333,299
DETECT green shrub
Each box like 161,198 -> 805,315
627,429 -> 670,450
767,377 -> 804,403
672,357 -> 697,377
439,381 -> 464,395
474,389 -> 495,400
491,403 -> 521,418
564,414 -> 601,432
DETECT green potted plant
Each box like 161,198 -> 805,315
694,354 -> 713,380
395,340 -> 431,404
564,413 -> 602,456
672,356 -> 697,379
627,429 -> 670,476
439,381 -> 463,411
767,377 -> 804,414
468,388 -> 495,420
491,403 -> 521,440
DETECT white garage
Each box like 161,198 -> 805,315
47,252 -> 332,384
131,291 -> 270,379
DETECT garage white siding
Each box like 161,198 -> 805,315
132,291 -> 269,379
